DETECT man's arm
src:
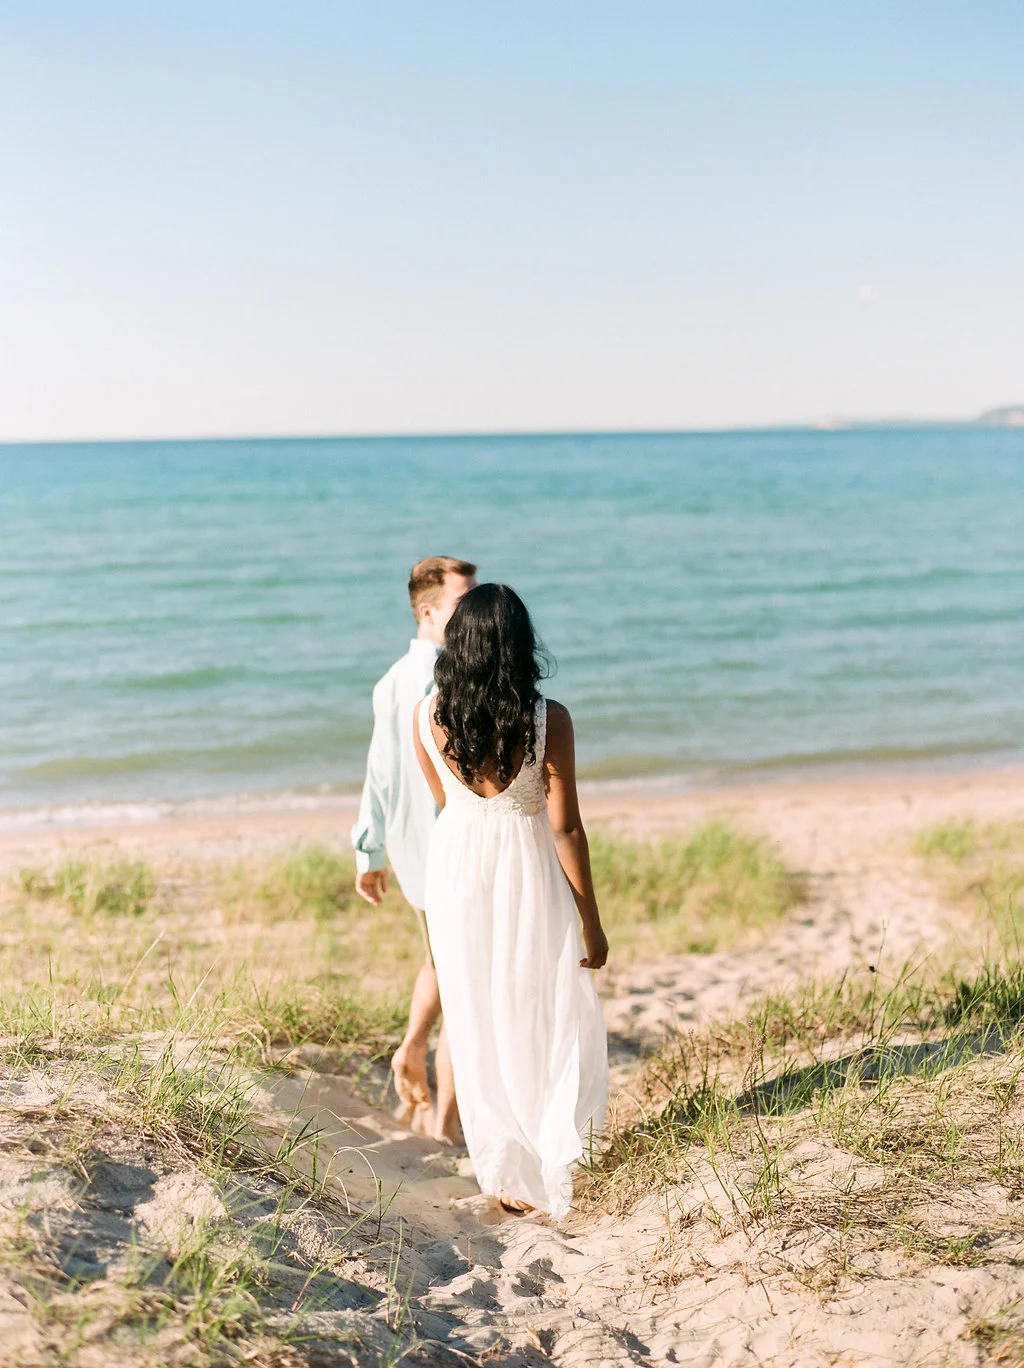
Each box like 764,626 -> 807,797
352,681 -> 392,906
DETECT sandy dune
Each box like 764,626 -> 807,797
4,764 -> 1024,1364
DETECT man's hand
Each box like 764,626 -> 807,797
356,869 -> 389,906
580,921 -> 608,970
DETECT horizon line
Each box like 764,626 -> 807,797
0,413 -> 1008,448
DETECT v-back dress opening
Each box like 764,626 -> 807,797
418,695 -> 608,1219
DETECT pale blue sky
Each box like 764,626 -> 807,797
2,2 -> 1022,439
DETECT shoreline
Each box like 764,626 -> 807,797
3,745 -> 1023,838
1,759 -> 1022,873
2,748 -> 1024,836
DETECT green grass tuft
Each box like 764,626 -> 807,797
914,819 -> 980,863
585,952 -> 1024,1222
222,843 -> 364,922
16,858 -> 156,917
591,820 -> 804,955
917,819 -> 1024,943
243,978 -> 408,1053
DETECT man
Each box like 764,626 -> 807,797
352,555 -> 477,1144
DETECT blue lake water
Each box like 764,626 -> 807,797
1,429 -> 1022,808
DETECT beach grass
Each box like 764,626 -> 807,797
0,1030 -> 407,1367
583,944 -> 1024,1289
7,813 -> 1024,1359
0,821 -> 805,1117
915,819 -> 1024,943
0,848 -> 422,1366
2,823 -> 803,1040
591,820 -> 804,956
220,844 -> 365,923
0,827 -> 800,1185
3,847 -> 409,1056
0,880 -> 410,1093
15,857 -> 156,917
570,822 -> 1024,1289
0,821 -> 803,1362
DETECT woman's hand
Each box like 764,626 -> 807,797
580,922 -> 608,970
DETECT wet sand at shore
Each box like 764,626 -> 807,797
3,763 -> 1023,877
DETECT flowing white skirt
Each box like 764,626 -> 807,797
423,804 -> 608,1218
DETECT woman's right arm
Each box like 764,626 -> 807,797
413,698 -> 446,809
543,700 -> 608,970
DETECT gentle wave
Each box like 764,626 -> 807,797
18,737 -> 1018,792
130,666 -> 250,691
577,753 -> 687,781
729,741 -> 1017,771
10,733 -> 365,783
11,750 -> 264,781
578,739 -> 1022,788
0,788 -> 358,834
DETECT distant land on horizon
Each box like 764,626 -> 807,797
819,404 -> 1024,431
973,405 -> 1024,427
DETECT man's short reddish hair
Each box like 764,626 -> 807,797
408,556 -> 477,614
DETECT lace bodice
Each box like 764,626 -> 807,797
419,695 -> 548,816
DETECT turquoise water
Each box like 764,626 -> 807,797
1,429 -> 1022,808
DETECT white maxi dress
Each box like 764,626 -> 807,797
418,695 -> 608,1218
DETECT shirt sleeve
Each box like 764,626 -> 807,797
351,682 -> 391,874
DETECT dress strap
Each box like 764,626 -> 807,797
534,696 -> 548,765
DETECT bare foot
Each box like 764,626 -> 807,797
391,1039 -> 430,1109
393,1096 -> 431,1131
430,1113 -> 465,1148
498,1190 -> 533,1215
407,1100 -> 434,1138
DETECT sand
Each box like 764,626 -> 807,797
3,764 -> 1024,1365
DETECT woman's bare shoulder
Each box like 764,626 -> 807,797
543,698 -> 574,745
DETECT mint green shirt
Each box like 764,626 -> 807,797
351,638 -> 440,909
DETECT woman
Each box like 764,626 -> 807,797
412,583 -> 609,1218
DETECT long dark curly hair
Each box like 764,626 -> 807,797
433,583 -> 551,786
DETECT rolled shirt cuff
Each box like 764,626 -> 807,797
354,846 -> 387,875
